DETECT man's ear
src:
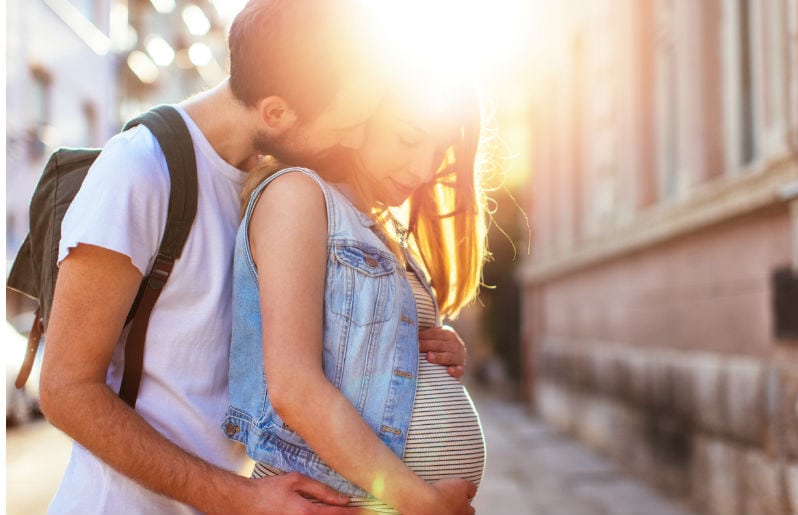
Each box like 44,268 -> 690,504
258,96 -> 298,132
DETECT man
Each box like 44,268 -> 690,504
39,1 -> 470,514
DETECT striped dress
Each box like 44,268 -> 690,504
252,269 -> 486,513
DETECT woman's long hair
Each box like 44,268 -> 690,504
404,92 -> 489,317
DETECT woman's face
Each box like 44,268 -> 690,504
356,92 -> 459,206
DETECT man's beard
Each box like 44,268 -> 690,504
251,128 -> 326,170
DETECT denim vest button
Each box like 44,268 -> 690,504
380,424 -> 402,436
401,314 -> 415,325
365,256 -> 378,267
224,422 -> 240,437
393,369 -> 413,379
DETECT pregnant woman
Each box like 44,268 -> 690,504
224,68 -> 491,514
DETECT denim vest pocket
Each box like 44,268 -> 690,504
330,243 -> 396,326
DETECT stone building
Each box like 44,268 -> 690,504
519,1 -> 798,514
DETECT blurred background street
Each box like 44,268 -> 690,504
6,418 -> 72,515
6,387 -> 698,515
5,0 -> 798,514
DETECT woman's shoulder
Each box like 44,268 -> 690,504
244,169 -> 330,284
261,166 -> 328,191
247,168 -> 330,234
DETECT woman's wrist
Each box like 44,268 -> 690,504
392,482 -> 443,515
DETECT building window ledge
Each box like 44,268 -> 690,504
519,153 -> 798,285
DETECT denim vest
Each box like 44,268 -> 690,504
224,167 -> 435,497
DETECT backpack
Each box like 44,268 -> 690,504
6,104 -> 198,408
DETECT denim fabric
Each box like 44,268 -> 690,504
224,167 -> 432,497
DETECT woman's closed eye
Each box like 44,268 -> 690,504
398,132 -> 423,148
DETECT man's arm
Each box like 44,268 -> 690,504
38,244 -> 362,515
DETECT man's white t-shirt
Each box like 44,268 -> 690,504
49,106 -> 250,515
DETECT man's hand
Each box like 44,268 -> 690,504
418,325 -> 467,379
228,472 -> 351,515
224,473 -> 383,515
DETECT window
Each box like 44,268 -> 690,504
570,33 -> 585,239
654,0 -> 679,199
82,101 -> 99,146
738,0 -> 755,165
633,0 -> 657,209
27,65 -> 52,160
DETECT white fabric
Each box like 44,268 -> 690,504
49,106 -> 250,515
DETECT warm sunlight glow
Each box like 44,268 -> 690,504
362,0 -> 536,196
362,0 -> 529,80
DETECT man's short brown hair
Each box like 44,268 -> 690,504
228,0 -> 377,121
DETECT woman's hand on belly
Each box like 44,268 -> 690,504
418,326 -> 467,379
427,478 -> 476,515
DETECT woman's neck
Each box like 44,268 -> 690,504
332,181 -> 368,212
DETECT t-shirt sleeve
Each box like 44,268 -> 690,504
58,125 -> 170,276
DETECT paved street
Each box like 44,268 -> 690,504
469,387 -> 697,515
6,388 -> 697,515
6,418 -> 73,515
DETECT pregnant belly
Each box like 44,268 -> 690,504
402,355 -> 486,487
251,356 -> 485,514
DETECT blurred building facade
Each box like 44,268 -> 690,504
6,0 -> 117,262
520,1 -> 798,514
6,0 -> 235,318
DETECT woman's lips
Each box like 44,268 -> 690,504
389,178 -> 416,197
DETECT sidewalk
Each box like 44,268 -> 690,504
469,387 -> 697,515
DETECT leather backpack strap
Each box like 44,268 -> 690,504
119,256 -> 175,406
118,105 -> 198,408
15,308 -> 44,389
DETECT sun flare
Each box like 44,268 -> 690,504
361,0 -> 530,81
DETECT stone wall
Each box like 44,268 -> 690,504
535,341 -> 798,514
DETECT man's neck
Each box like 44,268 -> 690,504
180,79 -> 260,171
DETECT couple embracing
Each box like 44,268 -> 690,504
42,1 -> 493,514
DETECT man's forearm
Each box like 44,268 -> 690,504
42,381 -> 241,515
40,245 -> 246,514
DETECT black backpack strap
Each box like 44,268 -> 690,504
119,105 -> 198,407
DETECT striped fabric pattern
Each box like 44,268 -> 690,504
252,269 -> 485,513
402,271 -> 485,488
